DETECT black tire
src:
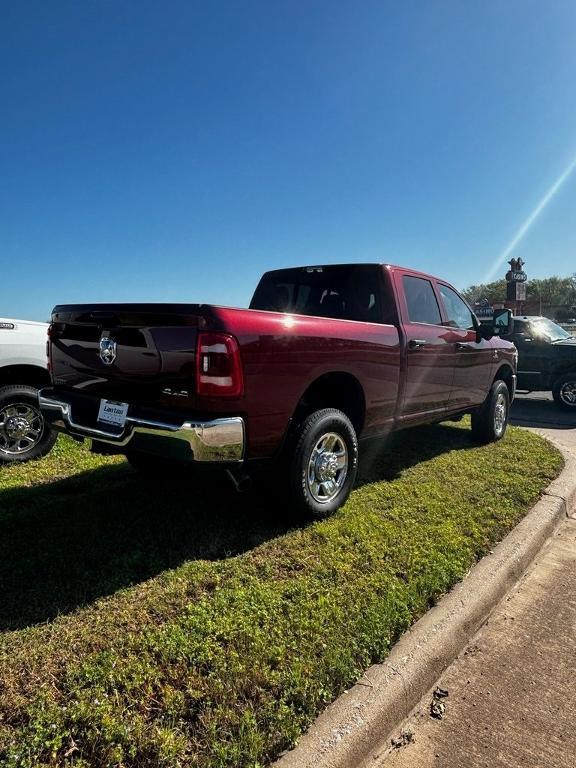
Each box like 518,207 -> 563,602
552,373 -> 576,410
287,408 -> 358,519
471,380 -> 510,444
0,384 -> 58,464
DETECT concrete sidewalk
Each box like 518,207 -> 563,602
274,398 -> 576,768
373,413 -> 576,768
374,516 -> 576,768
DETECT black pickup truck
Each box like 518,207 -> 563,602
510,316 -> 576,409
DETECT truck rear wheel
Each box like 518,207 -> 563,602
471,380 -> 510,444
287,408 -> 358,519
0,384 -> 57,464
552,373 -> 576,410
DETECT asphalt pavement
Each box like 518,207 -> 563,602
511,391 -> 576,449
371,393 -> 576,768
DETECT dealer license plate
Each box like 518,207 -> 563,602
97,399 -> 129,428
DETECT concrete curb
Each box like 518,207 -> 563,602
273,444 -> 576,768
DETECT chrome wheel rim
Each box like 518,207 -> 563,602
560,381 -> 576,406
0,402 -> 45,456
494,393 -> 507,436
306,432 -> 348,504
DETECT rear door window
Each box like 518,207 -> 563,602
402,275 -> 442,325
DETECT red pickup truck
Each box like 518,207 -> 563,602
40,264 -> 516,516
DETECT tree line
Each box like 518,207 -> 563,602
463,274 -> 576,317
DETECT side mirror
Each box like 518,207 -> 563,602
476,309 -> 514,340
492,308 -> 514,336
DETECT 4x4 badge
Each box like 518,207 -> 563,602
99,333 -> 117,365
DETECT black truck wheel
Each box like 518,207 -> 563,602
552,373 -> 576,410
0,384 -> 58,464
471,380 -> 510,444
287,408 -> 358,519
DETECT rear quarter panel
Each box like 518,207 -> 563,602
204,307 -> 401,458
0,319 -> 48,369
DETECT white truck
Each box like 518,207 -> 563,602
0,318 -> 57,463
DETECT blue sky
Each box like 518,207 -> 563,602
2,0 -> 576,321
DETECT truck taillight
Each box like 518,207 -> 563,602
196,333 -> 244,397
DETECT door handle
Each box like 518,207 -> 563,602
456,342 -> 471,350
409,339 -> 428,350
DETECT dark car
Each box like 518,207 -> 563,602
511,316 -> 576,409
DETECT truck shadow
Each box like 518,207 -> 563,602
0,422 -> 475,631
356,421 -> 475,485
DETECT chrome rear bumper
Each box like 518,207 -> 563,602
38,390 -> 245,463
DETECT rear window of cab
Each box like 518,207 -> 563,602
250,265 -> 398,324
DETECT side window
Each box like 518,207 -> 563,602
402,276 -> 442,325
512,321 -> 531,341
438,284 -> 475,330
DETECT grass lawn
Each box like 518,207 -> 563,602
0,422 -> 562,767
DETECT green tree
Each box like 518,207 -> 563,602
567,274 -> 576,305
526,277 -> 573,305
463,274 -> 576,307
462,279 -> 507,304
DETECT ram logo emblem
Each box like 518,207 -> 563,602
99,333 -> 117,365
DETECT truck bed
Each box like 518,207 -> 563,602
49,302 -> 401,458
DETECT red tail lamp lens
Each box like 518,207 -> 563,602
196,333 -> 244,397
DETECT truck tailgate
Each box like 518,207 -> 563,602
50,304 -> 204,404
